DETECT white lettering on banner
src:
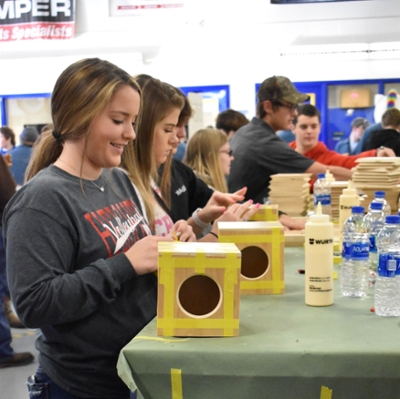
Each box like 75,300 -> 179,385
15,1 -> 31,19
11,24 -> 73,39
0,0 -> 71,20
0,1 -> 13,19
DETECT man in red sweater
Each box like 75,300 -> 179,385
289,104 -> 394,167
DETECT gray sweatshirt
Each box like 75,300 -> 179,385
3,165 -> 155,398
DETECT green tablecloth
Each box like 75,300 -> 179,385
117,247 -> 400,399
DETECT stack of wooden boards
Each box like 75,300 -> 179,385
268,173 -> 311,216
330,181 -> 348,223
352,157 -> 400,213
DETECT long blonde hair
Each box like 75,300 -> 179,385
25,58 -> 141,182
184,128 -> 228,193
121,77 -> 184,229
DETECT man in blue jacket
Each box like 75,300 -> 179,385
9,126 -> 39,186
334,117 -> 369,155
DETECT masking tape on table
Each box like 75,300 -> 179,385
171,368 -> 183,399
320,385 -> 333,399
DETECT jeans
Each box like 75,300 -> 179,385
0,231 -> 13,358
27,366 -> 137,399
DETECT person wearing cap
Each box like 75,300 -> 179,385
362,108 -> 400,156
228,75 -> 352,206
334,117 -> 369,155
289,104 -> 395,174
9,126 -> 39,186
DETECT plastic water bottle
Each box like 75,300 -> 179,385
363,201 -> 385,284
368,191 -> 391,216
375,215 -> 400,316
314,173 -> 331,219
340,206 -> 370,297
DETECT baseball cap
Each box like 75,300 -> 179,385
20,126 -> 39,144
257,76 -> 310,105
351,117 -> 369,129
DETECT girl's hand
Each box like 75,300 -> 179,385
170,220 -> 196,242
125,235 -> 173,275
210,200 -> 260,235
198,187 -> 248,224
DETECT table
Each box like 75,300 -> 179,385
117,247 -> 400,399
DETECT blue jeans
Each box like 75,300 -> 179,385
0,231 -> 13,358
27,366 -> 137,399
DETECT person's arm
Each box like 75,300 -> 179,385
305,161 -> 352,181
376,147 -> 395,157
188,188 -> 248,236
198,200 -> 259,242
278,214 -> 306,230
4,207 -> 169,328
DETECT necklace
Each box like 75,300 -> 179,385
56,159 -> 106,192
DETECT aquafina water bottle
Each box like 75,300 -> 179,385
340,206 -> 370,297
363,201 -> 385,285
375,215 -> 400,316
368,191 -> 391,216
314,173 -> 331,219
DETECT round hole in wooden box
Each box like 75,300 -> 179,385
241,246 -> 269,279
178,275 -> 221,317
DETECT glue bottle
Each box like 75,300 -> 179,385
305,202 -> 334,306
339,181 -> 360,236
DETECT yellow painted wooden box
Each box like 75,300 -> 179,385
248,204 -> 279,221
218,221 -> 284,295
157,242 -> 241,337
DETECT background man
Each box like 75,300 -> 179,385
9,126 -> 39,186
363,108 -> 400,155
335,117 -> 369,155
228,75 -> 352,205
290,104 -> 394,168
216,109 -> 249,139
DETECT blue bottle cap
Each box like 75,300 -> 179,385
374,191 -> 385,198
385,215 -> 400,224
370,202 -> 383,210
351,206 -> 364,214
317,173 -> 325,179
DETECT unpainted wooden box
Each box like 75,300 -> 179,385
157,242 -> 241,337
218,221 -> 284,295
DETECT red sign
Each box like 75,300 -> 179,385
0,0 -> 75,42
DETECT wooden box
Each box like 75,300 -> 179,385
248,204 -> 279,222
218,221 -> 284,295
157,242 -> 241,337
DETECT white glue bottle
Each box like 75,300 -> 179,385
339,180 -> 360,237
305,202 -> 334,306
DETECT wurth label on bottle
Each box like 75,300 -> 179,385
308,276 -> 332,293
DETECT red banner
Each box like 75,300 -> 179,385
0,0 -> 75,42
